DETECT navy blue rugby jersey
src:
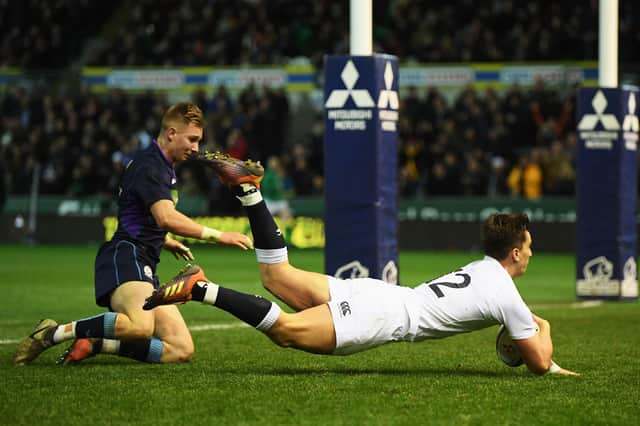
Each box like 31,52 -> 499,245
112,140 -> 178,261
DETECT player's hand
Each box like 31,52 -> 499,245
164,238 -> 195,261
553,367 -> 580,376
217,231 -> 254,250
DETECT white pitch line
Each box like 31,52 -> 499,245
531,300 -> 604,310
189,322 -> 249,331
0,322 -> 249,345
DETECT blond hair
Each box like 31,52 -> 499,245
160,102 -> 206,134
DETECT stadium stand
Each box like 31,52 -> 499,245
0,0 -> 119,68
87,1 -> 636,67
0,81 -> 579,199
0,0 -> 638,205
3,1 -> 638,68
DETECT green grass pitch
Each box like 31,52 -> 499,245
1,244 -> 638,425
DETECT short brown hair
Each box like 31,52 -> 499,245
482,213 -> 530,260
160,102 -> 206,133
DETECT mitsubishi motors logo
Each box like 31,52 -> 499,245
578,90 -> 620,150
622,92 -> 639,151
325,60 -> 374,108
325,60 -> 374,131
623,93 -> 638,132
378,61 -> 399,132
578,90 -> 620,131
378,62 -> 399,109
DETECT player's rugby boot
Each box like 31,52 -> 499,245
57,338 -> 98,366
13,318 -> 58,366
143,264 -> 209,310
198,151 -> 264,188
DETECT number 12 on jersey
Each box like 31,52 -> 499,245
427,269 -> 471,298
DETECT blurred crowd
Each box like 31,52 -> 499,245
398,81 -> 578,199
1,80 -> 583,212
0,0 -> 119,68
1,0 -> 638,68
0,84 -> 299,213
1,0 -> 638,214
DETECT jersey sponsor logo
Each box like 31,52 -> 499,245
377,61 -> 399,132
339,301 -> 351,316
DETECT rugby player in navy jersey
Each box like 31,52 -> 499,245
144,157 -> 578,375
14,102 -> 259,365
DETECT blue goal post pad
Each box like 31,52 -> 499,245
575,86 -> 638,300
323,54 -> 399,284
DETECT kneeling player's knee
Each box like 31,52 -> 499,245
177,340 -> 195,362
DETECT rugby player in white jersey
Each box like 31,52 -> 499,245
144,155 -> 578,376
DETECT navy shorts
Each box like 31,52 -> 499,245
94,240 -> 160,308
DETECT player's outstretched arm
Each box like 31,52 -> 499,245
550,363 -> 580,376
516,314 -> 579,376
151,199 -> 253,250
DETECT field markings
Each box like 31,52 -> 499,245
0,301 -> 607,345
531,300 -> 604,310
0,322 -> 250,345
190,323 -> 249,331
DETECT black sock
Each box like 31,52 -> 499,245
92,338 -> 103,354
245,201 -> 285,249
214,287 -> 276,328
191,282 -> 206,302
119,340 -> 150,361
75,312 -> 117,339
118,338 -> 163,363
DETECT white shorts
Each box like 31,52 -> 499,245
327,276 -> 415,355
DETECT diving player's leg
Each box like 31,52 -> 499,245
267,304 -> 336,354
259,263 -> 330,311
144,267 -> 337,355
205,153 -> 331,310
248,193 -> 330,310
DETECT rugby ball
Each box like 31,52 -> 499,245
495,325 -> 524,367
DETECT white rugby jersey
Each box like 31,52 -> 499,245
406,256 -> 538,341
